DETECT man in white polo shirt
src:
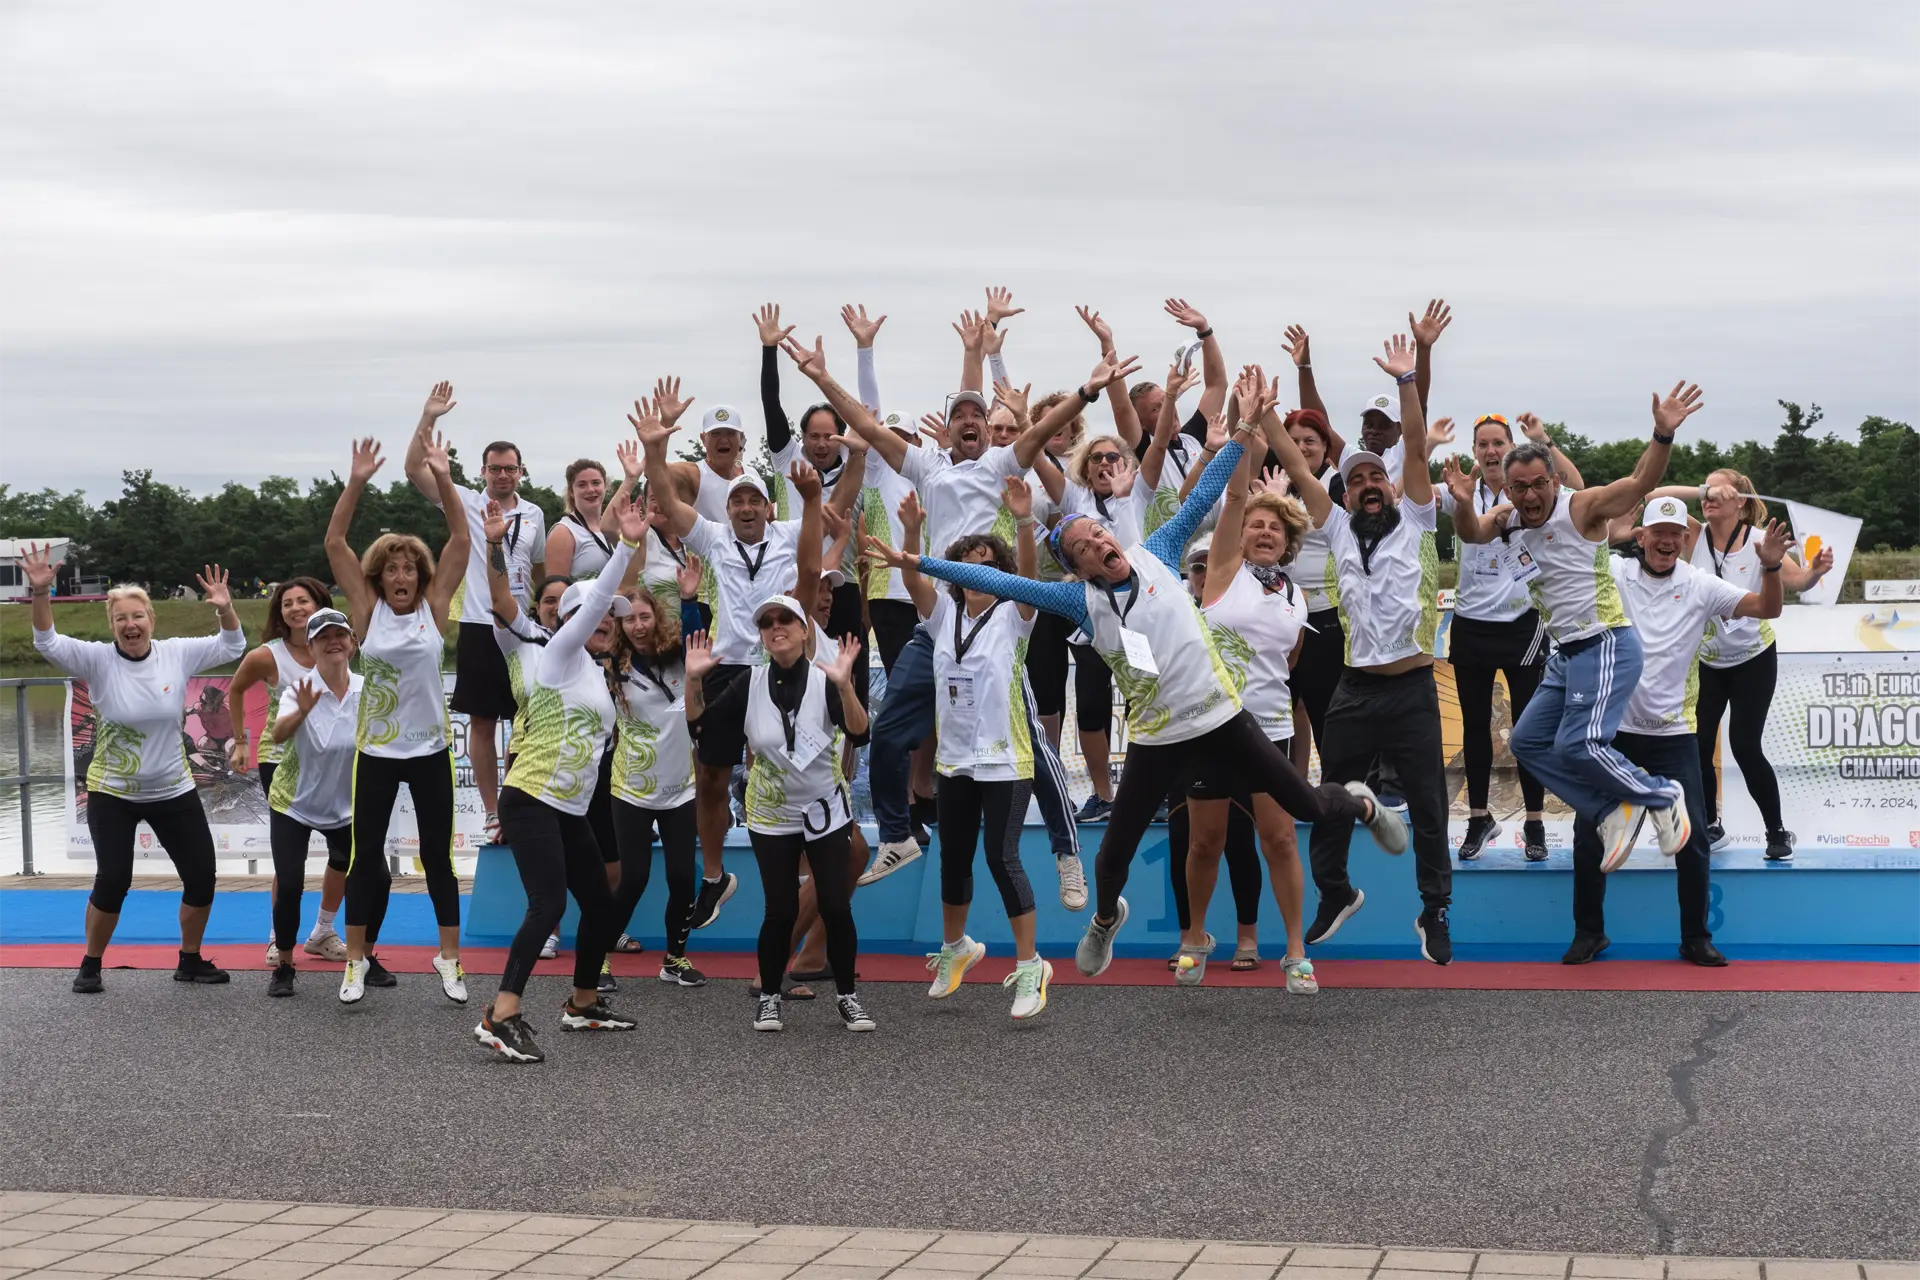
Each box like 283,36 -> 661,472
1563,497 -> 1789,967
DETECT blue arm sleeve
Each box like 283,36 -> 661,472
1145,438 -> 1245,565
916,557 -> 1089,629
680,599 -> 706,640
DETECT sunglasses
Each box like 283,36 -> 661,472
1089,450 -> 1124,466
1474,414 -> 1509,429
756,612 -> 801,630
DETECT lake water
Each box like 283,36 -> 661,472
0,668 -> 76,873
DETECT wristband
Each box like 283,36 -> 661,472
1078,385 -> 1098,405
1762,564 -> 1780,574
1653,431 -> 1675,445
620,536 -> 644,549
1015,516 -> 1037,528
1195,328 -> 1213,340
1394,371 -> 1417,386
1298,363 -> 1311,371
1236,422 -> 1260,433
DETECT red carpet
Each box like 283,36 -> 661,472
3,944 -> 1911,992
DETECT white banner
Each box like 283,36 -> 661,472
1781,499 -> 1862,608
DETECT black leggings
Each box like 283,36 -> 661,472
1695,644 -> 1782,830
751,823 -> 857,995
1093,711 -> 1366,920
257,761 -> 277,803
1167,796 -> 1261,929
937,774 -> 1036,918
1292,608 -> 1347,758
346,749 -> 460,944
84,790 -> 217,914
591,747 -> 617,863
869,598 -> 921,678
1453,658 -> 1546,813
1068,642 -> 1114,739
498,786 -> 618,997
611,798 -> 699,957
269,811 -> 352,953
1026,611 -> 1075,718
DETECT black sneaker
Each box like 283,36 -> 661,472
597,959 -> 618,994
174,952 -> 231,984
1458,814 -> 1500,861
1561,932 -> 1610,965
1680,938 -> 1729,967
559,997 -> 637,1031
474,1004 -> 545,1062
753,992 -> 785,1032
267,963 -> 297,997
1304,887 -> 1364,946
1415,907 -> 1453,965
837,993 -> 877,1032
1378,791 -> 1409,815
365,956 -> 398,988
658,955 -> 708,987
688,873 -> 738,931
1705,821 -> 1729,852
1764,830 -> 1794,862
73,957 -> 104,995
1523,819 -> 1549,862
1075,794 -> 1113,823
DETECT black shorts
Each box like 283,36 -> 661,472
450,621 -> 517,720
1027,610 -> 1075,717
1189,736 -> 1291,800
692,662 -> 754,769
827,582 -> 870,708
868,598 -> 921,677
1449,611 -> 1548,670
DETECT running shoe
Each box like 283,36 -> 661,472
364,956 -> 397,987
174,952 -> 230,984
837,992 -> 877,1032
72,959 -> 103,995
304,930 -> 349,962
539,933 -> 560,959
1415,907 -> 1453,966
559,997 -> 637,1032
339,958 -> 368,1004
689,873 -> 738,928
612,933 -> 644,953
1074,896 -> 1129,977
432,954 -> 468,1004
1075,794 -> 1113,823
1679,939 -> 1729,967
1561,932 -> 1610,965
658,955 -> 708,987
1348,780 -> 1408,854
1056,854 -> 1089,911
753,992 -> 785,1032
1597,802 -> 1646,872
598,958 -> 618,993
1523,819 -> 1549,862
1304,886 -> 1364,946
1173,934 -> 1214,987
857,840 -> 921,887
1649,784 -> 1691,857
265,940 -> 281,967
1005,958 -> 1052,1020
1457,814 -> 1499,862
1705,821 -> 1730,852
924,938 -> 986,999
1764,830 -> 1795,862
474,1004 -> 543,1062
481,810 -> 503,847
1283,957 -> 1319,995
267,963 -> 296,998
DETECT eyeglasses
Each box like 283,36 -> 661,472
1089,450 -> 1124,465
1506,477 -> 1556,496
1474,414 -> 1509,429
483,464 -> 521,476
756,613 -> 799,630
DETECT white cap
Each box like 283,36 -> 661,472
823,567 -> 848,589
1360,392 -> 1400,424
726,473 -> 769,502
1643,496 -> 1690,529
879,410 -> 917,438
946,390 -> 990,422
753,594 -> 806,626
1339,450 -> 1390,483
702,404 -> 746,434
304,608 -> 353,641
558,582 -> 632,621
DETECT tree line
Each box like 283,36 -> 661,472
2,403 -> 1912,593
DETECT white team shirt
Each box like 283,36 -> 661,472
860,436 -> 924,604
639,527 -> 691,616
1503,490 -> 1628,645
1062,479 -> 1148,549
692,461 -> 739,525
742,664 -> 853,837
551,512 -> 614,579
35,625 -> 247,801
447,487 -> 546,624
683,516 -> 803,666
1290,463 -> 1340,613
612,655 -> 696,811
1441,479 -> 1535,623
356,600 -> 449,759
1691,524 -> 1777,668
1204,566 -> 1308,741
1610,556 -> 1750,736
1321,497 -> 1440,668
929,593 -> 1039,782
899,443 -> 1026,561
253,639 -> 313,767
271,672 -> 364,829
1080,546 -> 1241,746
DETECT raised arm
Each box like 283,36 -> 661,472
781,334 -> 909,473
420,430 -> 472,631
1202,440 -> 1262,608
549,501 -> 642,654
1514,413 -> 1584,489
1373,335 -> 1432,507
1076,306 -> 1144,451
756,303 -> 797,457
481,499 -> 522,626
1568,382 -> 1701,538
884,492 -> 938,620
842,303 -> 886,412
828,429 -> 868,517
1003,474 -> 1041,620
326,436 -> 384,630
1281,324 -> 1339,457
983,287 -> 1022,390
787,460 -> 825,610
955,309 -> 987,394
631,394 -> 699,538
643,377 -> 701,508
1014,353 -> 1141,471
1258,382 -> 1334,529
175,565 -> 246,671
1145,415 -> 1255,567
401,381 -> 458,501
601,439 -> 642,540
1408,299 -> 1452,417
1165,299 -> 1227,423
1739,519 -> 1793,618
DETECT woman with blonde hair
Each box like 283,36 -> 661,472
324,386 -> 472,1005
25,545 -> 245,993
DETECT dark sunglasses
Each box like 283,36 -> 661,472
756,612 -> 800,630
1089,450 -> 1124,465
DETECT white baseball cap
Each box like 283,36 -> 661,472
726,473 -> 769,502
304,609 -> 353,641
702,405 -> 746,434
1339,449 -> 1390,483
879,410 -> 918,438
1643,496 -> 1691,529
753,594 -> 807,626
823,567 -> 848,590
1359,392 -> 1400,424
946,390 -> 990,423
558,582 -> 632,621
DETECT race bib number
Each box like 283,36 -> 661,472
945,675 -> 977,711
1119,627 -> 1159,676
1502,545 -> 1542,585
790,721 -> 832,769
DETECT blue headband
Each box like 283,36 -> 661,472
1046,513 -> 1093,569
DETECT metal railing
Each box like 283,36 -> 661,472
2,677 -> 68,877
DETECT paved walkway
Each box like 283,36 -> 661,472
1,1196 -> 1912,1280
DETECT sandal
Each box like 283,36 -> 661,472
1230,943 -> 1261,971
612,933 -> 644,954
748,980 -> 817,1002
786,966 -> 849,983
1174,934 -> 1214,987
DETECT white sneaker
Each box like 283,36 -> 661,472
1598,802 -> 1647,873
1650,785 -> 1691,857
858,839 -> 922,886
924,938 -> 987,999
432,954 -> 468,1004
1347,781 -> 1408,855
540,934 -> 560,960
1075,896 -> 1129,977
1056,854 -> 1088,911
1005,958 -> 1053,1020
303,929 -> 348,962
338,959 -> 367,1004
264,940 -> 281,967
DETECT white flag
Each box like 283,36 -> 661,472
1780,500 -> 1861,607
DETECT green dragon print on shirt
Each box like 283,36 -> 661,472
356,654 -> 403,748
88,718 -> 149,796
616,715 -> 661,800
745,755 -> 790,828
1209,623 -> 1256,698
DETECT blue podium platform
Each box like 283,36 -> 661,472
460,822 -> 1920,961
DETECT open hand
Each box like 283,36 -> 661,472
954,310 -> 987,354
1427,417 -> 1457,451
1755,518 -> 1796,569
993,378 -> 1031,422
919,413 -> 951,450
20,542 -> 56,593
422,381 -> 457,420
653,376 -> 694,427
1003,473 -> 1033,521
349,436 -> 386,484
1163,298 -> 1209,332
755,304 -> 794,348
896,491 -> 924,539
1282,325 -> 1311,368
1075,305 -> 1114,351
292,678 -> 324,720
1440,457 -> 1476,507
1652,382 -> 1704,436
1088,352 -> 1143,393
985,286 -> 1023,327
483,498 -> 509,543
628,398 -> 674,451
862,532 -> 912,572
1373,334 -> 1417,380
615,438 -> 641,483
422,432 -> 453,478
779,334 -> 827,381
684,631 -> 717,680
840,304 -> 885,348
196,564 -> 233,610
1409,299 -> 1452,348
817,635 -> 864,689
677,551 -> 703,600
614,490 -> 649,543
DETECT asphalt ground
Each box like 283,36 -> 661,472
0,969 -> 1912,1262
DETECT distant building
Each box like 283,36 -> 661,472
0,538 -> 73,602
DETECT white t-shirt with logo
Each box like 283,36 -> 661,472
929,593 -> 1039,782
446,487 -> 546,624
1062,480 -> 1148,550
860,441 -> 923,604
1203,566 -> 1308,741
899,444 -> 1026,562
683,516 -> 803,666
1321,497 -> 1440,668
271,673 -> 364,830
612,657 -> 696,811
1690,524 -> 1777,668
1440,479 -> 1534,623
1610,556 -> 1750,736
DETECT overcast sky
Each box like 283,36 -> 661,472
3,2 -> 1916,501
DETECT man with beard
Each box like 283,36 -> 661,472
1255,337 -> 1451,962
1554,497 -> 1788,966
1447,384 -> 1709,881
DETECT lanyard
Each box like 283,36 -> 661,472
654,527 -> 687,568
953,600 -> 1004,664
1100,572 -> 1140,627
626,657 -> 674,702
567,512 -> 611,557
734,539 -> 770,581
1708,521 -> 1748,579
501,510 -> 523,556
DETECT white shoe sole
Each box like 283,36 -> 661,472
472,1024 -> 540,1062
560,1014 -> 636,1032
432,959 -> 468,1005
1074,897 -> 1129,977
1415,918 -> 1451,966
857,846 -> 921,887
1599,805 -> 1647,873
692,875 -> 739,929
753,1018 -> 784,1032
1307,887 -> 1365,946
303,934 -> 348,962
1652,795 -> 1691,857
927,942 -> 987,999
1457,821 -> 1501,861
338,984 -> 364,1005
1011,961 -> 1053,1021
1708,830 -> 1732,852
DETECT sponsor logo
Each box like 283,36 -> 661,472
1816,833 -> 1893,847
139,832 -> 153,849
714,408 -> 731,423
